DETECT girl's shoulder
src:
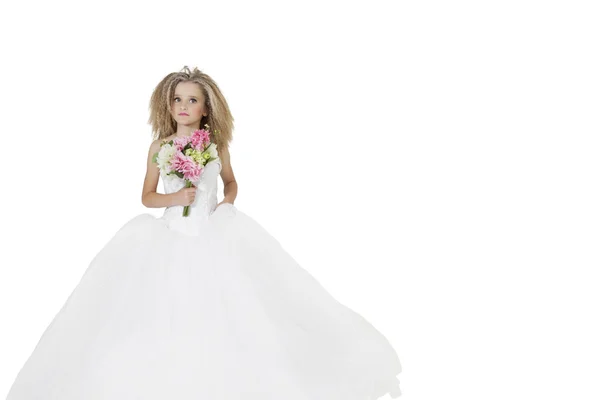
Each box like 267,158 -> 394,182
152,135 -> 177,149
161,134 -> 177,143
149,135 -> 173,154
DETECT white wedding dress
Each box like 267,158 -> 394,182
6,159 -> 402,400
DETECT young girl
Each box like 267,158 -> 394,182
6,66 -> 402,400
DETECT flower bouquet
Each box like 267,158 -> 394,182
152,124 -> 220,217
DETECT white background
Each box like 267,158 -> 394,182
1,1 -> 599,399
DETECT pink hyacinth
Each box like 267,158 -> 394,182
191,129 -> 211,150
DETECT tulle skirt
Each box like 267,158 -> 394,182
6,203 -> 402,400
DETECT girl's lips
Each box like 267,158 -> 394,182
179,113 -> 189,116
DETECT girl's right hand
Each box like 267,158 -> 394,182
173,185 -> 197,206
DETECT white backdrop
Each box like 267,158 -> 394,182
1,1 -> 599,399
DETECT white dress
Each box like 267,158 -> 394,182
6,159 -> 402,400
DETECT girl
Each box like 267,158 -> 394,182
6,66 -> 402,400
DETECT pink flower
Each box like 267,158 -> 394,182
170,152 -> 202,182
170,151 -> 192,171
173,136 -> 190,151
191,129 -> 211,150
184,164 -> 203,182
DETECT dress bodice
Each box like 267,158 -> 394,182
159,159 -> 222,235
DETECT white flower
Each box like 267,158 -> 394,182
205,142 -> 219,161
156,143 -> 176,173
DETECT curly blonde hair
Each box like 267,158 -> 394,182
148,66 -> 234,153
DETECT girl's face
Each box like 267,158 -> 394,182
170,81 -> 207,128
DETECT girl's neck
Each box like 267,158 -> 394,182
174,126 -> 198,138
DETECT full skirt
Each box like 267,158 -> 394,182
6,203 -> 402,400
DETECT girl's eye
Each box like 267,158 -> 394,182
173,97 -> 196,103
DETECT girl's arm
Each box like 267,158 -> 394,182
218,145 -> 238,204
141,140 -> 179,208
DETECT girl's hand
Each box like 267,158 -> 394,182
173,185 -> 197,206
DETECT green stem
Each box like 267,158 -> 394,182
182,180 -> 193,217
